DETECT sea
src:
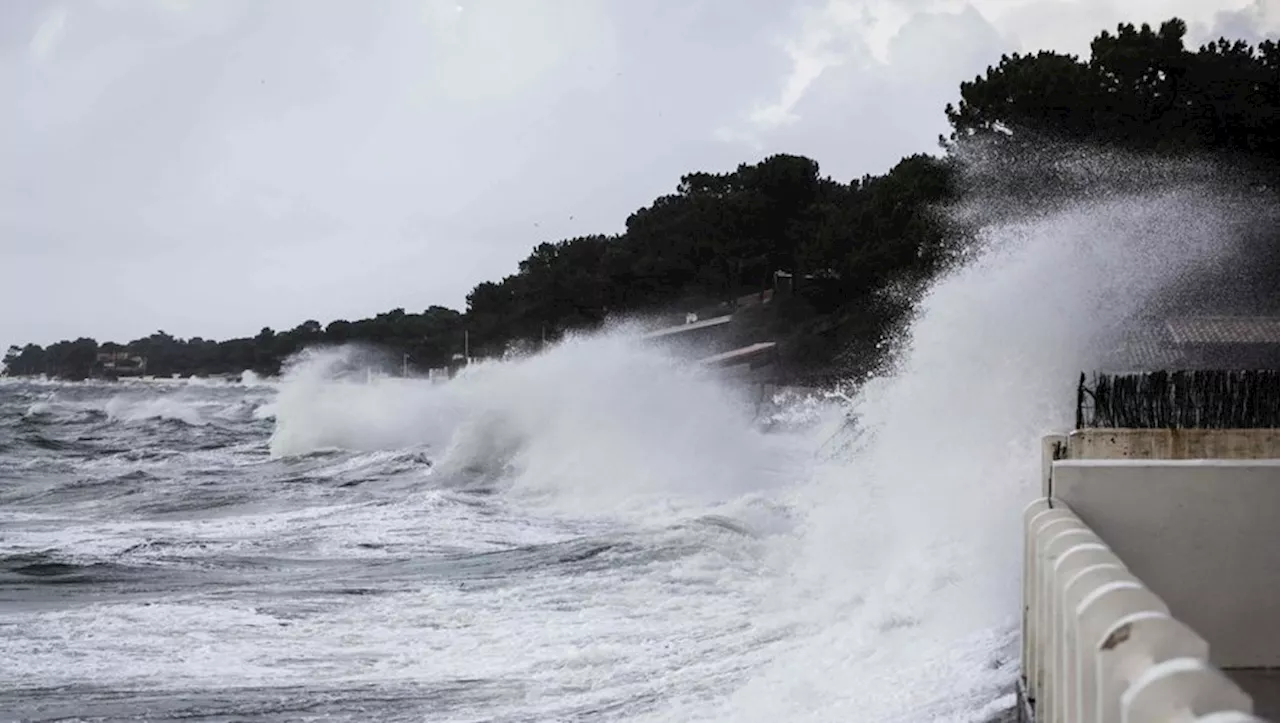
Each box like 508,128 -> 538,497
0,185 -> 1250,722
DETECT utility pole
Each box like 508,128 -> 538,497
464,330 -> 470,363
402,352 -> 409,378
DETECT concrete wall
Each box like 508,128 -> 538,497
1065,429 -> 1280,460
1051,459 -> 1280,668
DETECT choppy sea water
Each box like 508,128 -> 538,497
0,340 -> 1014,723
0,372 -> 755,719
5,183 -> 1248,722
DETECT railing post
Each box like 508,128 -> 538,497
1024,497 -> 1052,696
1097,612 -> 1209,722
1076,581 -> 1170,723
1042,529 -> 1105,722
1063,562 -> 1137,723
1051,545 -> 1125,722
1122,657 -> 1254,722
1030,507 -> 1087,707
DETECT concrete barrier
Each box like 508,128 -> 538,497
1021,495 -> 1261,722
1063,429 -> 1280,461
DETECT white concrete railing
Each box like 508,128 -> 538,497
1022,498 -> 1265,722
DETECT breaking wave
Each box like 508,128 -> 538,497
269,168 -> 1261,720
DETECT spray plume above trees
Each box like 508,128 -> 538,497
6,18 -> 1280,380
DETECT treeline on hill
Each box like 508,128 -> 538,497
7,18 -> 1280,381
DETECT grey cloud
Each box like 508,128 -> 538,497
751,4 -> 1008,179
1207,0 -> 1280,43
990,0 -> 1268,55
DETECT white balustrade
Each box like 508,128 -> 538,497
1022,497 -> 1262,722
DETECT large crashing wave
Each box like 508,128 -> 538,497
704,165 -> 1269,722
263,155 -> 1269,721
269,336 -> 810,516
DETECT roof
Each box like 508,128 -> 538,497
1165,317 -> 1280,345
697,341 -> 777,367
640,314 -> 733,340
1102,342 -> 1185,371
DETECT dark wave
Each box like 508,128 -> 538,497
0,470 -> 151,506
20,433 -> 74,451
683,513 -> 757,537
129,488 -> 253,516
426,536 -> 666,587
0,551 -> 149,585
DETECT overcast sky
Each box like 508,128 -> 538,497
2,0 -> 1275,348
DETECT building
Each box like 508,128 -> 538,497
1165,316 -> 1280,369
1105,316 -> 1280,371
94,351 -> 147,378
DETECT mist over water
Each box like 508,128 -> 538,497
2,153 -> 1271,722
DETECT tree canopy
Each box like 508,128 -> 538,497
946,19 -> 1280,165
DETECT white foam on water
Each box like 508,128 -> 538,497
270,337 -> 810,520
23,394 -> 56,417
239,369 -> 272,388
101,394 -> 223,427
267,348 -> 460,457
